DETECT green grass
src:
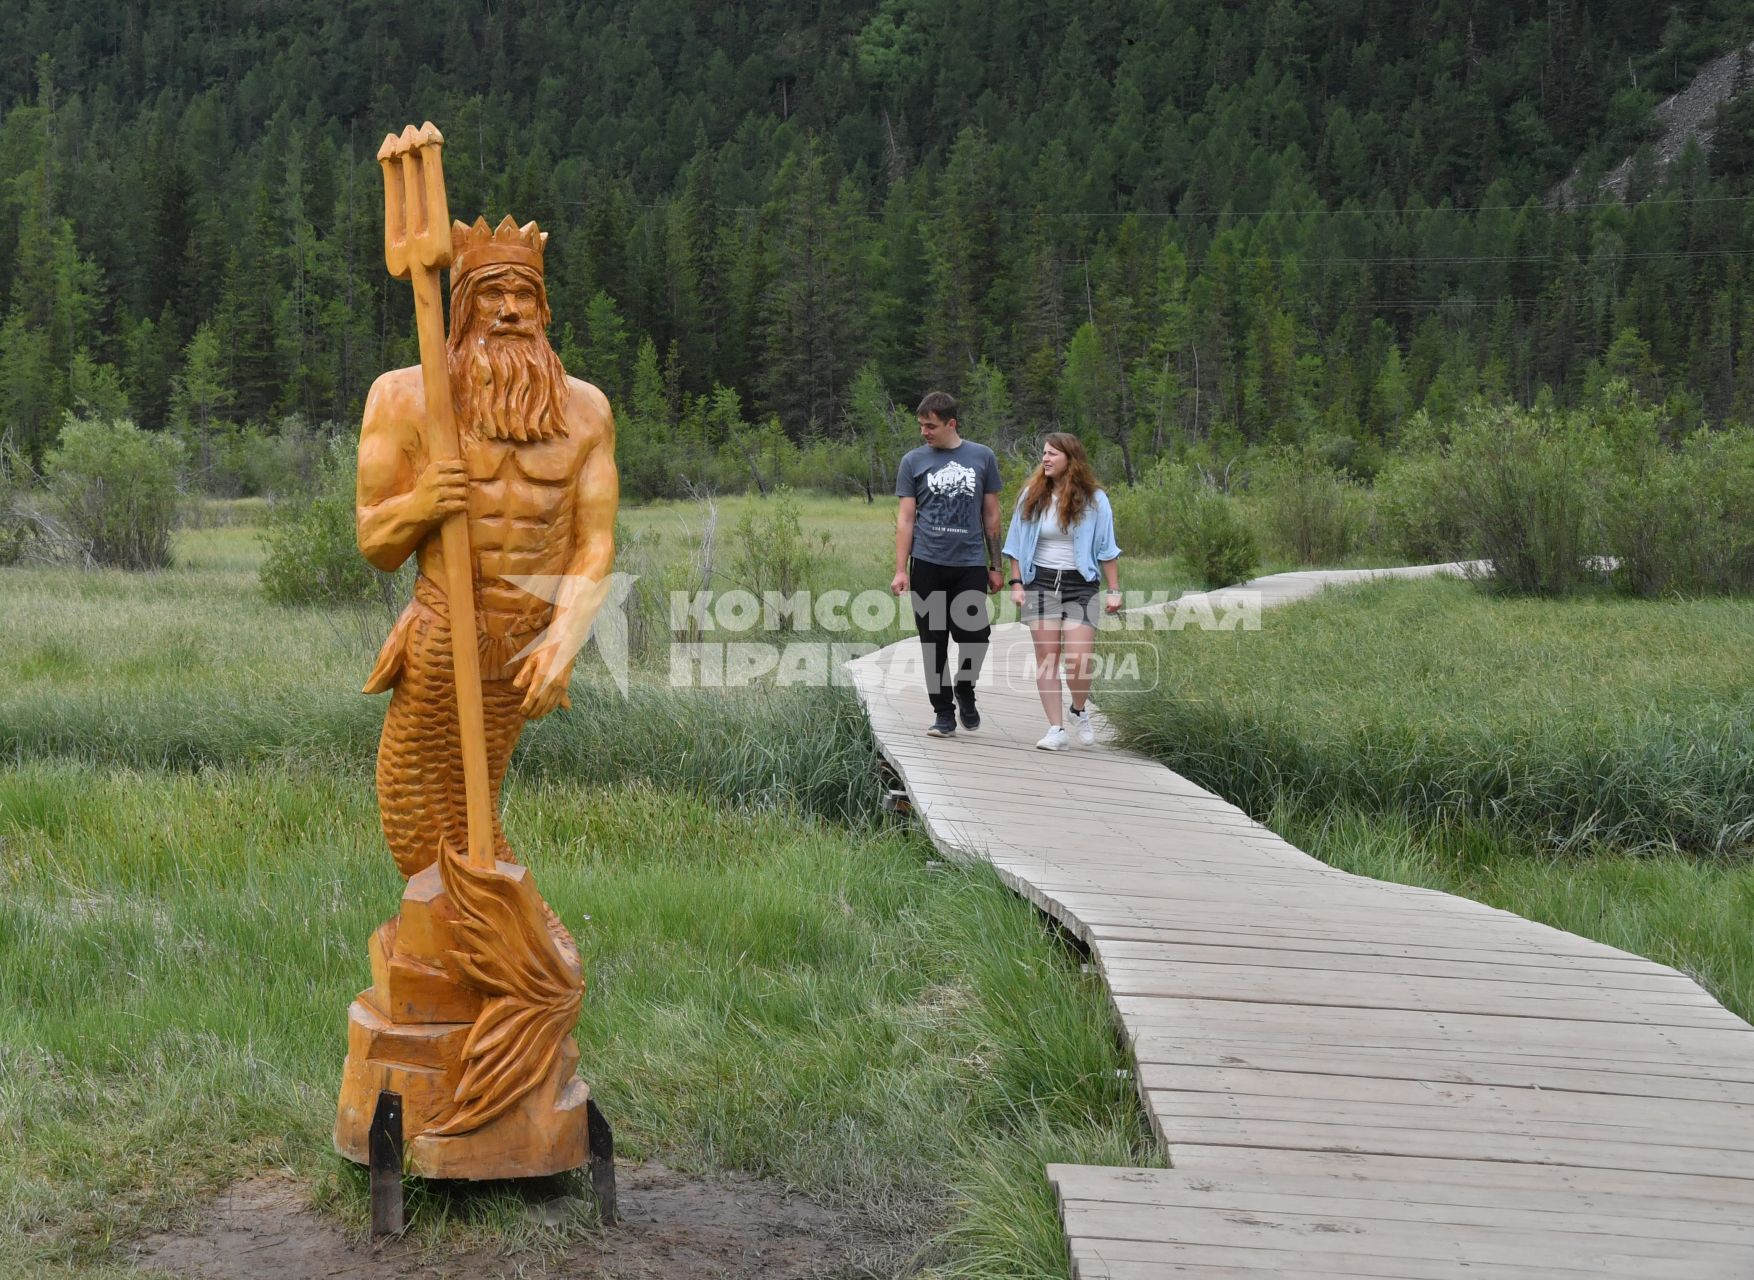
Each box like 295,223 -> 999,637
0,538 -> 891,825
1103,575 -> 1754,1021
0,764 -> 1155,1274
618,492 -> 1199,650
619,492 -> 1198,595
1,512 -> 1162,1276
1108,576 -> 1753,857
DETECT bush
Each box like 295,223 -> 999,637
44,413 -> 184,570
1373,414 -> 1480,562
1252,448 -> 1369,565
1607,426 -> 1754,598
260,436 -> 408,609
1452,406 -> 1611,596
180,416 -> 330,498
1108,456 -> 1194,557
730,487 -> 826,624
1171,484 -> 1258,588
784,435 -> 872,500
1374,403 -> 1609,596
0,434 -> 39,565
609,519 -> 679,665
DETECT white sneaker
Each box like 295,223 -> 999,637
1035,725 -> 1070,751
1070,707 -> 1096,746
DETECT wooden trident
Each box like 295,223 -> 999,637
378,122 -> 494,872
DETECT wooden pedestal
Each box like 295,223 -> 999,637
333,863 -> 590,1180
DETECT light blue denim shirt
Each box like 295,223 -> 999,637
1001,489 -> 1123,583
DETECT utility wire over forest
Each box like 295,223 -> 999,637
2,1 -> 1753,495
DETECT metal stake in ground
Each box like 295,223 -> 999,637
369,1090 -> 405,1236
587,1098 -> 616,1224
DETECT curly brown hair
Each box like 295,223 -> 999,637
1019,433 -> 1099,527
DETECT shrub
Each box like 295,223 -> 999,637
260,436 -> 407,609
180,416 -> 336,499
997,445 -> 1038,501
1454,406 -> 1611,596
730,487 -> 826,624
1171,484 -> 1258,588
44,413 -> 184,570
1372,414 -> 1480,562
1253,448 -> 1369,565
609,519 -> 675,665
1374,403 -> 1609,595
1607,426 -> 1754,597
0,434 -> 39,565
1108,456 -> 1194,557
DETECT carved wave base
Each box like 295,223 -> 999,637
333,862 -> 590,1180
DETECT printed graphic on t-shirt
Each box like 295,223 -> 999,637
926,461 -> 979,500
897,441 -> 1001,567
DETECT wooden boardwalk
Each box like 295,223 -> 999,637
844,566 -> 1754,1279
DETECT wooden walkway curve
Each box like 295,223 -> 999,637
844,565 -> 1754,1279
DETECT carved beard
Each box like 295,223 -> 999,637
447,321 -> 571,443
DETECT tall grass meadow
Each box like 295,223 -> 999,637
1109,577 -> 1752,858
1,511 -> 1159,1277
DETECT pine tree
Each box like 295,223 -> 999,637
216,182 -> 285,422
921,128 -> 1000,382
582,290 -> 630,402
0,310 -> 58,459
170,323 -> 237,478
759,145 -> 862,435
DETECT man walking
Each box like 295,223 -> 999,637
890,391 -> 1003,737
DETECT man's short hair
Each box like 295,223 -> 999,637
916,390 -> 958,421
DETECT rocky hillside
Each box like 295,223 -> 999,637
1564,40 -> 1754,200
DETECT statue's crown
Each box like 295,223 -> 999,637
451,215 -> 547,281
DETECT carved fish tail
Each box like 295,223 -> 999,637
374,607 -> 529,877
429,838 -> 585,1136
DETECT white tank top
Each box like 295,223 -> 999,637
1034,495 -> 1078,571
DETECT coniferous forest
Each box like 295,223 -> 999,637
4,1 -> 1754,496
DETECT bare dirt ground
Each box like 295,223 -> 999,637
127,1163 -> 904,1279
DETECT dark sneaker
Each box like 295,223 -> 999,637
954,686 -> 981,731
926,711 -> 957,737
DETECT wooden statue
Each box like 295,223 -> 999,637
333,123 -> 617,1180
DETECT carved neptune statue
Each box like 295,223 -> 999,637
334,123 -> 617,1179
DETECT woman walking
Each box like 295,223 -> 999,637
1001,433 -> 1122,751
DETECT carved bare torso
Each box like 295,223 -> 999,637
417,430 -> 588,636
356,363 -> 616,644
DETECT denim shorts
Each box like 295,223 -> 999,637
1021,568 -> 1103,626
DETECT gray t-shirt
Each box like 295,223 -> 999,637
895,440 -> 1003,567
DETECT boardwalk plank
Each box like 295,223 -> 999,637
1151,1115 -> 1754,1177
1143,1079 -> 1754,1147
1058,1206 -> 1751,1275
1134,1051 -> 1754,1105
1060,1237 -> 1739,1280
1140,1065 -> 1754,1130
1058,1149 -> 1754,1217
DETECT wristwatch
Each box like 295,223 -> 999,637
1008,577 -> 1022,586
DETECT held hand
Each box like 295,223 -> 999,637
986,568 -> 1004,595
413,458 -> 468,525
890,571 -> 909,597
513,644 -> 574,719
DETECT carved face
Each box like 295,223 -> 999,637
470,276 -> 542,342
447,264 -> 569,442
